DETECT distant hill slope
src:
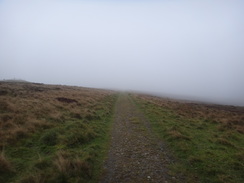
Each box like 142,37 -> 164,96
1,79 -> 30,83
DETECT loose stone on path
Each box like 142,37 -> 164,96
100,94 -> 179,183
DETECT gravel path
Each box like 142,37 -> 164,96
100,94 -> 178,183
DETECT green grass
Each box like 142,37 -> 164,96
1,94 -> 118,183
133,97 -> 244,183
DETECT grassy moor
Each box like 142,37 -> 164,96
132,94 -> 244,183
0,82 -> 243,183
0,82 -> 117,183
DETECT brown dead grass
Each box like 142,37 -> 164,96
0,150 -> 14,173
168,130 -> 191,141
54,151 -> 92,178
20,173 -> 46,183
0,82 -> 114,148
134,94 -> 244,133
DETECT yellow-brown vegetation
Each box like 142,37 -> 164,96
0,82 -> 114,148
0,81 -> 116,183
0,150 -> 14,173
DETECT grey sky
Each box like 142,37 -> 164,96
0,0 -> 244,105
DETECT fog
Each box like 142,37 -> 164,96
0,0 -> 244,106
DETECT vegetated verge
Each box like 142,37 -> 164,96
131,94 -> 244,183
0,82 -> 118,183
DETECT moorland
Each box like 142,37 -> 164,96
0,81 -> 243,183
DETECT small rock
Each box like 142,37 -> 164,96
147,176 -> 151,179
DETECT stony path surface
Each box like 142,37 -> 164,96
100,94 -> 178,183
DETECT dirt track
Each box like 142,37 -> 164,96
100,94 -> 178,183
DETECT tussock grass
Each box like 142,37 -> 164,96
0,82 -> 117,183
0,150 -> 14,174
53,151 -> 92,179
132,94 -> 244,183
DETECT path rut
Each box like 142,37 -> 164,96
100,94 -> 177,183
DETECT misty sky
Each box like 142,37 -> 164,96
0,0 -> 244,106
